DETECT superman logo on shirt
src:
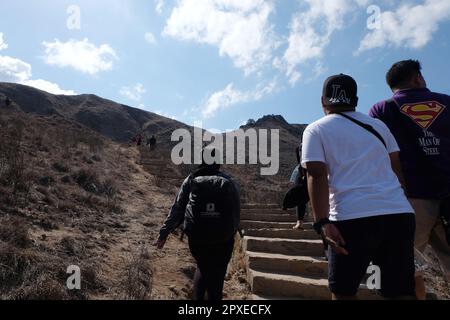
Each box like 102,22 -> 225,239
400,101 -> 446,130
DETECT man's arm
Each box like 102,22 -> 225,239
306,161 -> 348,255
306,162 -> 330,222
369,102 -> 385,121
155,176 -> 191,248
389,151 -> 407,191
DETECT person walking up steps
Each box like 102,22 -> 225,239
370,60 -> 450,299
149,135 -> 157,151
154,148 -> 240,300
287,145 -> 309,229
302,74 -> 416,300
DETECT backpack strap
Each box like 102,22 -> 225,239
336,112 -> 387,149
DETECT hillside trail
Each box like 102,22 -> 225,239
85,145 -> 195,299
129,145 -> 250,299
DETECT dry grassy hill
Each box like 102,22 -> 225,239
2,83 -> 447,300
0,83 -> 306,300
0,82 -> 189,142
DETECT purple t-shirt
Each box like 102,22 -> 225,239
370,88 -> 450,199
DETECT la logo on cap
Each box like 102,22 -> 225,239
329,85 -> 351,104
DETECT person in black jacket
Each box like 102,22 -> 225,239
289,145 -> 309,229
154,148 -> 240,300
148,135 -> 157,151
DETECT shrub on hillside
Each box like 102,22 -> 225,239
38,176 -> 55,187
0,114 -> 32,208
118,245 -> 153,300
73,168 -> 100,193
0,217 -> 31,248
99,178 -> 117,198
0,117 -> 27,189
52,162 -> 69,173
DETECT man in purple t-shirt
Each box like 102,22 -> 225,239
369,60 -> 450,294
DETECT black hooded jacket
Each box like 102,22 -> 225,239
158,166 -> 240,240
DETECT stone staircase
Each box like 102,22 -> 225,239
240,204 -> 379,300
139,147 -> 185,186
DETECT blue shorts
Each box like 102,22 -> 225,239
328,213 -> 416,298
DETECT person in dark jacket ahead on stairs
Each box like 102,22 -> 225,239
155,148 -> 240,300
148,135 -> 157,151
302,74 -> 416,300
288,145 -> 309,229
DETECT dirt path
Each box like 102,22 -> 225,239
119,147 -> 250,300
31,146 -> 250,300
79,147 -> 194,299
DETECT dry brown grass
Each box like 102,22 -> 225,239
0,115 -> 32,206
118,244 -> 153,300
223,235 -> 251,300
0,217 -> 72,300
0,111 -> 134,299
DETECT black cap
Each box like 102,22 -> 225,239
322,74 -> 358,108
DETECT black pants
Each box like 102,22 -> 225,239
328,213 -> 416,298
188,237 -> 235,300
296,201 -> 307,221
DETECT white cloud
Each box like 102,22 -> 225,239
120,83 -> 146,101
0,33 -> 74,95
358,0 -> 450,53
0,33 -> 8,51
163,0 -> 278,75
155,0 -> 165,15
288,70 -> 301,87
278,0 -> 367,86
0,55 -> 32,83
42,38 -> 118,75
0,55 -> 75,95
202,79 -> 277,118
312,62 -> 328,80
22,79 -> 76,95
144,32 -> 157,45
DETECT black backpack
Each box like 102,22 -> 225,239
183,169 -> 240,244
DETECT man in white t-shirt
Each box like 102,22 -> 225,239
302,74 -> 416,300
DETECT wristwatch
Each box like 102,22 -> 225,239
313,218 -> 331,235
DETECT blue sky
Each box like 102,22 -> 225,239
1,0 -> 450,131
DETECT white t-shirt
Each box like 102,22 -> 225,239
301,111 -> 413,221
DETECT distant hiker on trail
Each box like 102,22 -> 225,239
148,135 -> 157,151
154,148 -> 240,301
5,97 -> 11,107
137,134 -> 142,146
302,74 -> 415,300
370,60 -> 450,299
285,145 -> 309,230
131,133 -> 142,146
